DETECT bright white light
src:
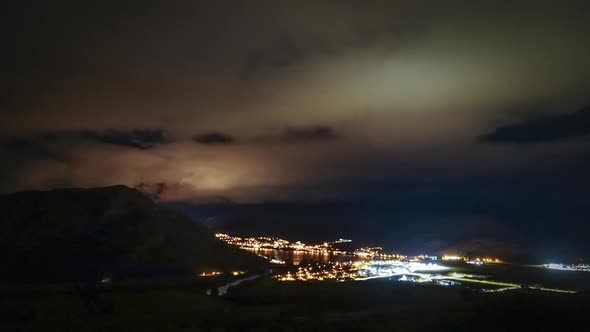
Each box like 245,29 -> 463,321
406,262 -> 451,272
442,255 -> 463,261
361,261 -> 451,278
543,263 -> 590,272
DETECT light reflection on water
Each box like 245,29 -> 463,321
243,248 -> 362,265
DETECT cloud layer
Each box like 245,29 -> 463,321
2,1 -> 590,207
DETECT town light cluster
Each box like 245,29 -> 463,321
215,233 -> 350,254
443,255 -> 502,264
216,233 -> 504,268
212,233 -> 578,295
216,233 -> 450,263
276,261 -> 363,281
275,259 -> 451,282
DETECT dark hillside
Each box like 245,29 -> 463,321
0,185 -> 263,282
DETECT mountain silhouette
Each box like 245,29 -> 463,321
0,185 -> 263,283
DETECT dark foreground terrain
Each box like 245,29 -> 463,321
1,278 -> 588,332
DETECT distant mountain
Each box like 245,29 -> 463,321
0,185 -> 264,283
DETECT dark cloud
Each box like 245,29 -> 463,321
80,129 -> 174,149
194,132 -> 236,144
38,129 -> 174,149
283,126 -> 338,141
254,126 -> 339,143
479,106 -> 590,144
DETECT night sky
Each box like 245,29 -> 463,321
3,1 -> 590,260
